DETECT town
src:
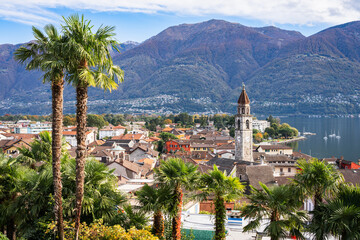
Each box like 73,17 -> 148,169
1,86 -> 359,239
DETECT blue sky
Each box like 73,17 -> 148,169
0,0 -> 359,44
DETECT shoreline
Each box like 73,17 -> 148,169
263,136 -> 307,145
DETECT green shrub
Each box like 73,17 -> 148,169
199,211 -> 212,215
46,220 -> 157,240
0,233 -> 9,240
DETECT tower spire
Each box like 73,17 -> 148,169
238,84 -> 250,105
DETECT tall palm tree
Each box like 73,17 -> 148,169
310,184 -> 360,240
61,14 -> 124,239
293,158 -> 343,208
241,183 -> 307,240
197,165 -> 245,240
14,25 -> 67,239
136,184 -> 172,238
155,158 -> 198,240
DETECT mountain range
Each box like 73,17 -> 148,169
1,20 -> 360,116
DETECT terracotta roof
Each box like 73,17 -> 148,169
246,165 -> 276,190
162,127 -> 173,132
216,143 -> 235,150
3,133 -> 38,140
113,125 -> 126,129
191,151 -> 214,160
138,158 -> 155,167
238,86 -> 250,104
0,139 -> 29,150
90,149 -> 112,158
164,154 -> 212,174
293,151 -> 313,160
253,152 -> 293,162
88,139 -> 105,147
275,176 -> 294,185
339,169 -> 360,185
112,133 -> 144,140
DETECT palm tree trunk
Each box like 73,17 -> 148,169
51,77 -> 64,240
74,83 -> 88,240
172,183 -> 183,240
214,194 -> 226,240
270,211 -> 280,240
6,218 -> 16,240
153,210 -> 164,238
314,191 -> 322,209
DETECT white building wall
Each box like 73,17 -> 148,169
252,120 -> 270,132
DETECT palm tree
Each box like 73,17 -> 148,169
61,14 -> 124,239
197,165 -> 244,240
241,183 -> 306,240
60,158 -> 126,224
0,154 -> 22,240
14,25 -> 67,239
155,158 -> 198,240
136,184 -> 172,238
17,131 -> 52,169
310,184 -> 360,240
293,158 -> 343,208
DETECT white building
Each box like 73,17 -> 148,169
256,144 -> 293,155
99,125 -> 126,139
63,130 -> 96,147
14,127 -> 28,134
28,122 -> 52,134
252,120 -> 270,132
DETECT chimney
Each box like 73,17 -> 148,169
299,150 -> 301,153
260,155 -> 265,165
340,156 -> 344,160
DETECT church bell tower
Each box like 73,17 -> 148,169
235,84 -> 253,162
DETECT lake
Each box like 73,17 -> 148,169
279,117 -> 360,162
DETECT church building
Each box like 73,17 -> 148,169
235,84 -> 253,162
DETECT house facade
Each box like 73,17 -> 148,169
165,140 -> 191,152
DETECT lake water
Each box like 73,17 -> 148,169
279,117 -> 360,162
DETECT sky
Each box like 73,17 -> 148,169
0,0 -> 360,45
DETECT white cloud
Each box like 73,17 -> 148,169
0,0 -> 359,26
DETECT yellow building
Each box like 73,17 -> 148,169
190,143 -> 216,152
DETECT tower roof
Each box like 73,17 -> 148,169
238,85 -> 250,104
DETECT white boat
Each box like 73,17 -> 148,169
329,130 -> 336,138
323,131 -> 328,140
336,130 -> 341,139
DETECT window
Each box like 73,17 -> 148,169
265,149 -> 270,152
288,168 -> 291,173
246,120 -> 249,129
280,168 -> 283,172
242,108 -> 245,114
203,148 -> 206,150
237,119 -> 240,129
